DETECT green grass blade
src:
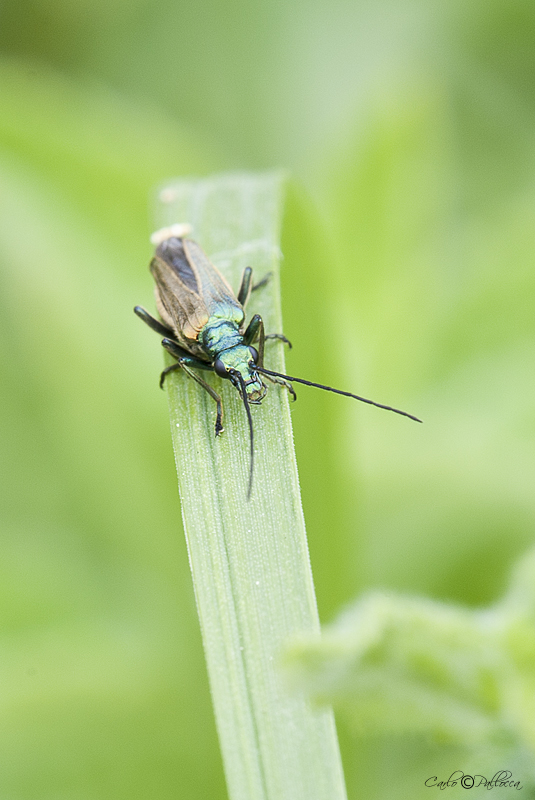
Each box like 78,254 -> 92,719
152,172 -> 347,800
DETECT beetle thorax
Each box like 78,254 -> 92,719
200,318 -> 243,360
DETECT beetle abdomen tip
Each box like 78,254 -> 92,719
150,223 -> 193,246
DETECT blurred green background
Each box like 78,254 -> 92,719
1,0 -> 535,797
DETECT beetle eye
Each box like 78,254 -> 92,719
214,359 -> 229,378
248,346 -> 259,363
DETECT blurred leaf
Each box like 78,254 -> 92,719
0,61 -> 225,800
285,547 -> 535,784
321,54 -> 535,606
286,594 -> 506,743
0,57 -> 215,259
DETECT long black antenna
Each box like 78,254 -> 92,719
256,366 -> 422,423
231,370 -> 255,499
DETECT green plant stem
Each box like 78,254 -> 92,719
152,172 -> 347,800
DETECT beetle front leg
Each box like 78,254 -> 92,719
262,372 -> 297,402
160,339 -> 224,435
161,337 -> 213,368
243,315 -> 291,368
243,314 -> 265,366
179,362 -> 225,436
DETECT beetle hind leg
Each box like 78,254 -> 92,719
251,272 -> 272,292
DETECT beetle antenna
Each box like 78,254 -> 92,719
255,366 -> 422,423
231,370 -> 255,499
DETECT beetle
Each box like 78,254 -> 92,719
135,224 -> 421,498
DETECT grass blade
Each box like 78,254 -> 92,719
152,171 -> 347,800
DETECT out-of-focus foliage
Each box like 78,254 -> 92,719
1,0 -> 535,798
285,547 -> 535,795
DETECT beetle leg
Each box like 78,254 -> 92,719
161,337 -> 212,368
159,353 -> 209,389
244,315 -> 291,369
263,372 -> 296,402
178,362 -> 225,436
134,306 -> 175,338
238,268 -> 273,307
265,333 -> 292,349
246,320 -> 294,397
159,362 -> 182,388
243,313 -> 262,345
237,267 -> 253,306
243,314 -> 265,366
251,272 -> 272,292
160,343 -> 224,436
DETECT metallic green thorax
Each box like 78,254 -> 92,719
200,317 -> 266,402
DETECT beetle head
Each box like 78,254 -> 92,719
213,345 -> 267,403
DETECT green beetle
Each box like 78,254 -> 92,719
135,224 -> 421,497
